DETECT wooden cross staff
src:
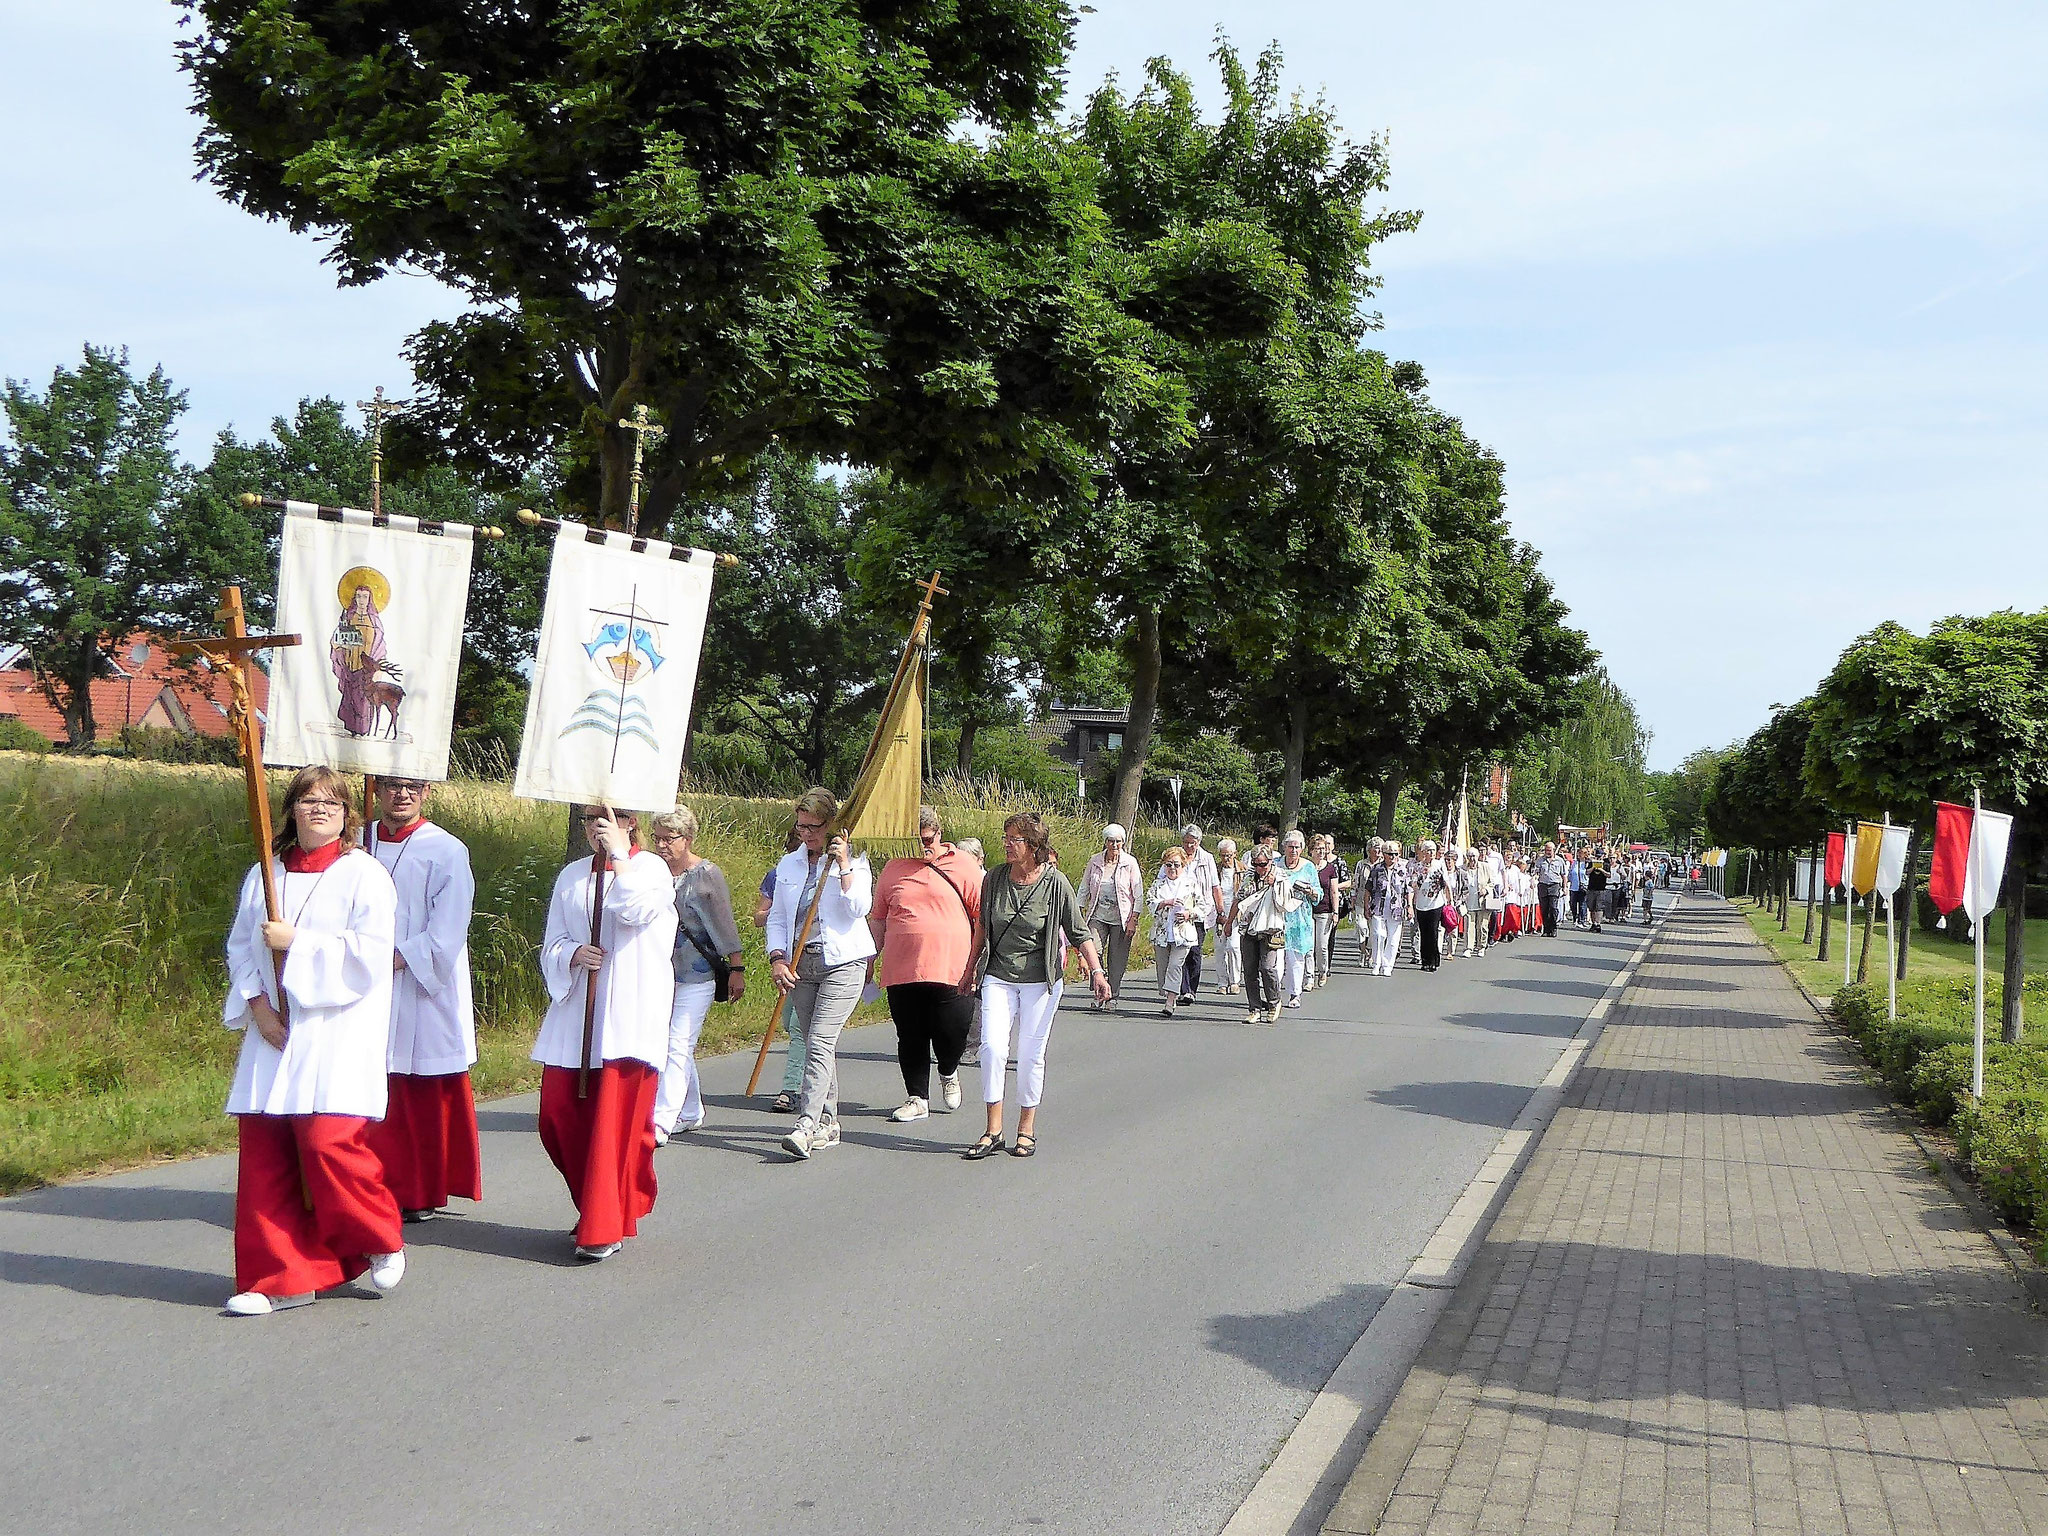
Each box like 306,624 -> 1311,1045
615,403 -> 666,536
169,587 -> 301,975
356,386 -> 408,516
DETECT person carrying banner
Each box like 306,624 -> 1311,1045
768,787 -> 876,1160
534,806 -> 677,1261
222,765 -> 406,1317
363,777 -> 482,1222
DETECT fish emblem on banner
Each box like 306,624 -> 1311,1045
563,594 -> 667,760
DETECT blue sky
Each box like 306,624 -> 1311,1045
4,3 -> 2043,768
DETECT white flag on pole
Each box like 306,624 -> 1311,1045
1874,823 -> 1912,899
512,522 -> 715,812
1963,808 -> 2014,924
264,502 -> 474,779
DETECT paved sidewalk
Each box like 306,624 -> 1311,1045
1323,898 -> 2048,1536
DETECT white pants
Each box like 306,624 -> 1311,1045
1217,927 -> 1243,989
1461,903 -> 1484,955
1370,913 -> 1400,975
1154,943 -> 1192,1006
1282,946 -> 1310,1000
1311,913 -> 1336,984
979,977 -> 1060,1108
654,979 -> 716,1133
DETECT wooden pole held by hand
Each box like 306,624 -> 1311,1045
579,847 -> 608,1100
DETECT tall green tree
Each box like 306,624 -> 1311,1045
179,0 -> 1159,529
0,347 -> 230,745
1805,613 -> 2048,1040
1514,669 -> 1655,840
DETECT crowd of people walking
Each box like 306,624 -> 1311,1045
213,772 -> 1662,1314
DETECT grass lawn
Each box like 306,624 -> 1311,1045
0,752 -> 1168,1194
1733,889 -> 2048,1004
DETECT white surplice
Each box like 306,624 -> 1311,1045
533,848 -> 677,1071
223,849 -> 398,1118
366,820 -> 478,1075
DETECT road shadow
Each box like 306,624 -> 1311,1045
1366,1080 -> 1533,1129
5,1184 -> 234,1230
1439,1009 -> 1585,1040
1627,975 -> 1737,994
1522,952 -> 1630,972
407,1214 -> 581,1268
1570,1061 -> 1889,1118
1487,976 -> 1607,1000
1,1249 -> 225,1308
1206,1282 -> 1393,1393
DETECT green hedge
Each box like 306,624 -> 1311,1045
1831,979 -> 2048,1256
1916,885 -> 2048,938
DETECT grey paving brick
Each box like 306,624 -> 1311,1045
1320,900 -> 2048,1536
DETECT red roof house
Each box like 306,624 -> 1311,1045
0,633 -> 269,747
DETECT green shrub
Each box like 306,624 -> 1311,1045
96,726 -> 239,765
0,720 -> 52,754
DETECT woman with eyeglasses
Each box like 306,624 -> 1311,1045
221,765 -> 405,1317
765,787 -> 875,1160
961,813 -> 1112,1158
534,804 -> 678,1261
1146,846 -> 1202,1017
648,805 -> 744,1145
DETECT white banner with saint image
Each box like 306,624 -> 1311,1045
264,502 -> 474,779
512,522 -> 715,812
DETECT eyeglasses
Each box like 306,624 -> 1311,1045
794,819 -> 827,834
383,781 -> 426,796
298,798 -> 344,812
651,831 -> 686,845
580,813 -> 616,824
1002,833 -> 1029,846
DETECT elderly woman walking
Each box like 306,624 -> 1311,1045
1078,824 -> 1143,1011
1277,831 -> 1322,1008
649,806 -> 744,1145
766,787 -> 874,1161
869,805 -> 980,1122
1213,839 -> 1244,994
1227,846 -> 1298,1024
1146,846 -> 1203,1017
962,814 -> 1112,1159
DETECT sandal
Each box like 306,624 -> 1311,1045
1010,1133 -> 1036,1158
964,1132 -> 1007,1160
771,1090 -> 797,1114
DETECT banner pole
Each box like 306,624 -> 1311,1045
1973,788 -> 1986,1100
1843,822 -> 1855,990
1884,814 -> 1897,1022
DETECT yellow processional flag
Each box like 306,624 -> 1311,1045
835,639 -> 925,849
1851,821 -> 1884,896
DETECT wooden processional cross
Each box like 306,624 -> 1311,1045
170,587 -> 301,980
615,403 -> 666,536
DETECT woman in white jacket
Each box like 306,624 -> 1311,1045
765,786 -> 875,1160
1146,848 -> 1203,1016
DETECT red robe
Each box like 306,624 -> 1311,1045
538,1061 -> 659,1247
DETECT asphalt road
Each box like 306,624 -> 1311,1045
0,907 -> 1655,1536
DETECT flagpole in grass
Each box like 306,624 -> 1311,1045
1843,822 -> 1856,991
1883,813 -> 1898,1024
1973,788 -> 1987,1100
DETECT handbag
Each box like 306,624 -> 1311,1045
675,894 -> 734,1003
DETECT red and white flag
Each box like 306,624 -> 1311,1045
1928,799 -> 2015,930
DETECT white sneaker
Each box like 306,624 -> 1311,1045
224,1290 -> 313,1317
652,1125 -> 670,1148
1285,996 -> 1303,1009
574,1241 -> 623,1262
889,1097 -> 930,1123
675,1119 -> 704,1133
939,1074 -> 963,1112
960,1048 -> 980,1067
783,1116 -> 815,1159
367,1250 -> 405,1292
811,1119 -> 840,1151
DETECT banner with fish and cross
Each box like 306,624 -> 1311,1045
512,520 -> 717,812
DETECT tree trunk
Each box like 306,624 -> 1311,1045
1376,764 -> 1405,841
1279,695 -> 1309,833
1894,828 -> 1914,980
1802,840 -> 1818,944
1817,883 -> 1833,963
2001,820 -> 2026,1045
1779,850 -> 1790,930
1111,606 -> 1162,832
1855,883 -> 1878,984
956,718 -> 980,780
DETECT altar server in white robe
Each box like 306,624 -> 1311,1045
363,777 -> 482,1221
222,765 -> 406,1317
535,806 -> 678,1261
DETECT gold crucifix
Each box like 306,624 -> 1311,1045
170,588 -> 302,934
356,386 -> 408,516
615,403 -> 667,536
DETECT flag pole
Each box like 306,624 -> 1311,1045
1972,788 -> 1986,1100
1843,821 -> 1855,991
744,572 -> 945,1097
1883,812 -> 1897,1023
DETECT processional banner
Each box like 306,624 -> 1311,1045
512,522 -> 715,812
264,502 -> 474,779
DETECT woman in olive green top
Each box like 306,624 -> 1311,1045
961,813 -> 1113,1159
